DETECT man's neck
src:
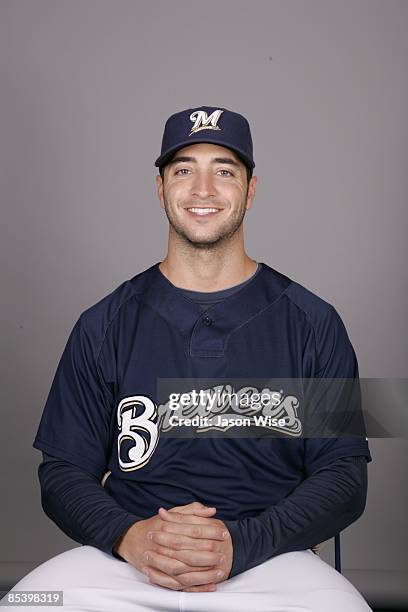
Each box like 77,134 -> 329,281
159,251 -> 257,292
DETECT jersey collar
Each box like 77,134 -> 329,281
133,262 -> 292,357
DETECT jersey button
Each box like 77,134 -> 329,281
203,316 -> 213,326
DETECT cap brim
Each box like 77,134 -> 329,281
154,139 -> 255,170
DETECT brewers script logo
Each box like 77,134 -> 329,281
189,109 -> 224,135
116,384 -> 302,472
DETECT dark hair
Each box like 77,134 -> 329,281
159,159 -> 253,183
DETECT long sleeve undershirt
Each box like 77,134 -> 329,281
38,452 -> 367,577
223,454 -> 368,577
38,453 -> 141,559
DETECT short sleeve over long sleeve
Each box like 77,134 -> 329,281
33,314 -> 115,480
303,305 -> 372,476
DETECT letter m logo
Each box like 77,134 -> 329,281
189,109 -> 224,135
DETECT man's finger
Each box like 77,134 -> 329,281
175,567 -> 225,588
144,550 -> 214,578
143,565 -> 218,592
182,584 -> 217,592
148,544 -> 224,568
144,550 -> 194,576
142,565 -> 183,591
168,502 -> 216,515
150,530 -> 222,553
160,507 -> 213,524
159,518 -> 228,541
159,508 -> 228,540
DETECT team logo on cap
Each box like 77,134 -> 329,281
189,109 -> 223,135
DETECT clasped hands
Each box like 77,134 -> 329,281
115,501 -> 233,592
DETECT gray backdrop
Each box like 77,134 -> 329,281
1,0 -> 407,607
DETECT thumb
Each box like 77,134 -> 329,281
168,502 -> 217,515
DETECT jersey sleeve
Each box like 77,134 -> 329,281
33,314 -> 115,480
303,305 -> 372,476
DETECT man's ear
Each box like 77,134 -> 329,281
246,175 -> 257,210
156,174 -> 165,210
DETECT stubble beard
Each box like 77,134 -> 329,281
162,187 -> 249,251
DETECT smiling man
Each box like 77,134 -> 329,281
8,106 -> 373,612
156,140 -> 257,289
157,142 -> 254,246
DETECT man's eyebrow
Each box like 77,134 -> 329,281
167,155 -> 241,168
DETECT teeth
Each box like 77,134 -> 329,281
188,208 -> 219,215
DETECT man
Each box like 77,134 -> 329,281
7,106 -> 373,611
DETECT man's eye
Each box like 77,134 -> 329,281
175,168 -> 190,175
174,168 -> 233,177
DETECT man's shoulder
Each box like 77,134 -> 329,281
283,276 -> 336,324
262,263 -> 337,325
262,263 -> 351,354
263,266 -> 355,371
273,269 -> 352,354
75,263 -> 157,341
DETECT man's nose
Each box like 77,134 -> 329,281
191,171 -> 216,199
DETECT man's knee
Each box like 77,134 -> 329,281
305,588 -> 372,612
9,546 -> 116,590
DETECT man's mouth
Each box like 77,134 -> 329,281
186,207 -> 222,217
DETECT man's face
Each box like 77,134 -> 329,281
156,143 -> 257,248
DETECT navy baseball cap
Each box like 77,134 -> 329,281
154,106 -> 255,172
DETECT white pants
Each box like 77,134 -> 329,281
2,546 -> 373,612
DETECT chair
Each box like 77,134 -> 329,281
311,533 -> 341,573
334,532 -> 341,573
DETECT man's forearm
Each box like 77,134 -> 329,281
223,455 -> 368,578
39,454 -> 141,557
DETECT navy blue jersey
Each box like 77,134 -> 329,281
33,262 -> 371,522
